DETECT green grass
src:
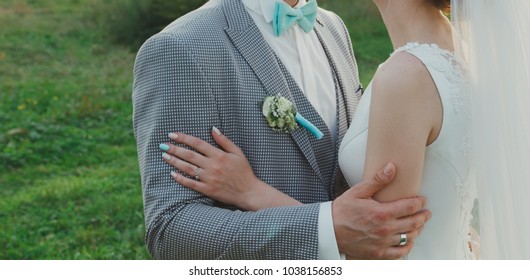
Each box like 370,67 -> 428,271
0,0 -> 148,259
0,0 -> 390,259
321,0 -> 392,86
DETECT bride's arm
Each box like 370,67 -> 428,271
160,128 -> 302,211
364,52 -> 442,202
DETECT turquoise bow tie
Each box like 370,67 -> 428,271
272,0 -> 318,37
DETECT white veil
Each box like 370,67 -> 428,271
451,0 -> 530,259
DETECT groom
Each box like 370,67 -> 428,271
133,0 -> 431,259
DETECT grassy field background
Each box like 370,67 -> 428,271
0,0 -> 391,259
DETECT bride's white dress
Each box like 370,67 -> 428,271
339,42 -> 476,259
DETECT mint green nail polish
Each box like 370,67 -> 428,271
159,144 -> 170,151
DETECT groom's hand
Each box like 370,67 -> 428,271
332,163 -> 431,259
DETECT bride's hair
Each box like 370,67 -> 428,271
431,0 -> 450,11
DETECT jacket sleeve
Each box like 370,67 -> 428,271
132,32 -> 321,260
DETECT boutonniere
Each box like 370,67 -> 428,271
262,95 -> 324,139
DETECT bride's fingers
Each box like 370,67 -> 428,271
168,132 -> 222,157
162,152 -> 202,178
170,170 -> 206,193
161,143 -> 208,168
211,126 -> 244,156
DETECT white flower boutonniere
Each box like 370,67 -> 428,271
262,95 -> 298,133
262,95 -> 324,139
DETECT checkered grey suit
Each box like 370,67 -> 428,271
132,0 -> 360,259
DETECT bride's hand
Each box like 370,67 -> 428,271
160,127 -> 301,211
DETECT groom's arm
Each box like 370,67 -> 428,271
133,32 -> 322,259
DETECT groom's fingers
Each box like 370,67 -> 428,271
383,226 -> 424,259
385,196 -> 428,219
392,210 -> 432,235
383,240 -> 415,259
374,229 -> 422,259
392,226 -> 422,247
352,163 -> 396,198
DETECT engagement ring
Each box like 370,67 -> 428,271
194,168 -> 201,181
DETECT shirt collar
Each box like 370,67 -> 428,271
242,0 -> 308,24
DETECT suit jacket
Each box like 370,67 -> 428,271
132,0 -> 360,259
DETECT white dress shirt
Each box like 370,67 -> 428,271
242,0 -> 341,260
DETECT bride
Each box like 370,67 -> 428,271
158,0 -> 530,259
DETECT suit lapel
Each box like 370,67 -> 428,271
224,23 -> 291,100
314,17 -> 359,128
222,0 -> 324,183
313,15 -> 360,198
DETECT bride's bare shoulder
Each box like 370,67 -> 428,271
370,50 -> 443,145
372,51 -> 439,101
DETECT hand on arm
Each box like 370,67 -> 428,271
332,163 -> 431,259
164,130 -> 431,259
158,52 -> 438,259
161,127 -> 302,211
163,125 -> 437,259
